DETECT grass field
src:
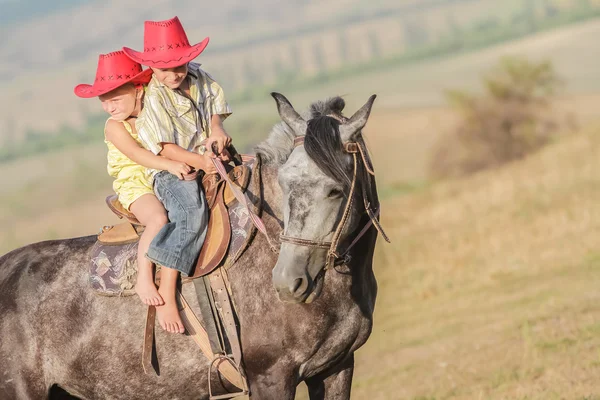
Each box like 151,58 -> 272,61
351,122 -> 600,399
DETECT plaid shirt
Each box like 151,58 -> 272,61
136,62 -> 232,164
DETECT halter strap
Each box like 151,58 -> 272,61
280,137 -> 390,270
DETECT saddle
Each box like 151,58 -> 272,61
102,163 -> 251,277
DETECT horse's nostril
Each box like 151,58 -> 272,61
290,278 -> 303,295
289,277 -> 310,298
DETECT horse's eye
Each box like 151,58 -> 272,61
327,189 -> 343,199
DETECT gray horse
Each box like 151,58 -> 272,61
0,93 -> 380,400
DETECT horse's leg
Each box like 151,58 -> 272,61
305,354 -> 354,400
248,369 -> 296,400
0,374 -> 48,400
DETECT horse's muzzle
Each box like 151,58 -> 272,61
272,262 -> 324,303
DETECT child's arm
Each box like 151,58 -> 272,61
202,69 -> 233,158
105,119 -> 192,179
160,144 -> 216,174
205,114 -> 232,158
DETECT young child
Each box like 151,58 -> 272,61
74,51 -> 192,309
123,16 -> 233,334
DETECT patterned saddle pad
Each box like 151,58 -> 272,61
89,160 -> 256,297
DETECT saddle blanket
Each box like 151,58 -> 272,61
89,190 -> 254,296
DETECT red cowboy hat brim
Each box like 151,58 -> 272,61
74,68 -> 153,99
122,37 -> 209,68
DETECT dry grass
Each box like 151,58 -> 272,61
345,123 -> 600,399
0,143 -> 117,253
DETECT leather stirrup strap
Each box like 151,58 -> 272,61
208,269 -> 243,367
177,292 -> 246,390
141,294 -> 245,389
142,305 -> 157,375
194,277 -> 225,355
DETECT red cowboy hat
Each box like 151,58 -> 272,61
122,16 -> 209,68
74,51 -> 152,98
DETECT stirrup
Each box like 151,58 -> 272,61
208,354 -> 249,400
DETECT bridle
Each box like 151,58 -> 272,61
212,127 -> 390,272
278,135 -> 390,271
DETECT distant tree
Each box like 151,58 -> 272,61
338,31 -> 351,63
540,0 -> 558,17
312,42 -> 326,72
429,56 -> 564,180
401,17 -> 430,48
271,55 -> 282,75
577,0 -> 591,10
272,55 -> 298,85
289,42 -> 302,70
446,12 -> 461,38
473,16 -> 501,33
242,58 -> 262,87
524,0 -> 537,33
367,31 -> 382,59
214,64 -> 235,89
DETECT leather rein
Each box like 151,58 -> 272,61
279,136 -> 390,270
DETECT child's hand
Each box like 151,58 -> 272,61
206,126 -> 232,158
218,148 -> 231,163
166,160 -> 192,180
191,154 -> 217,175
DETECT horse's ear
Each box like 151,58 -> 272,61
340,94 -> 377,142
271,92 -> 307,136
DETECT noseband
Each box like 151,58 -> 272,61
279,135 -> 390,270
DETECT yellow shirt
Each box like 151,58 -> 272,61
135,63 -> 232,175
105,119 -> 154,210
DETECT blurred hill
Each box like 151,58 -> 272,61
2,16 -> 600,254
1,0 -> 600,145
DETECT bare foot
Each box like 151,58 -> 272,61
135,272 -> 164,306
156,291 -> 185,334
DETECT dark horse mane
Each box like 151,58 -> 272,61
305,97 -> 376,203
305,117 -> 352,191
256,96 -> 376,199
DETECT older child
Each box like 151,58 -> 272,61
74,51 -> 192,309
123,16 -> 233,334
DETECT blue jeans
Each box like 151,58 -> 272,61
146,171 -> 208,276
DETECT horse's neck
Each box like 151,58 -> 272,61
254,163 -> 284,238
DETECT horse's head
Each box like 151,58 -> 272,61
269,92 -> 377,303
